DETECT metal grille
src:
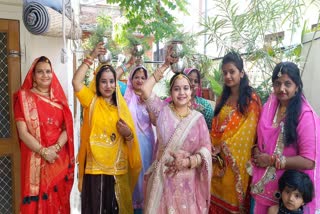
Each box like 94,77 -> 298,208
0,156 -> 13,214
0,32 -> 10,138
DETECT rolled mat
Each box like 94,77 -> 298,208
23,1 -> 82,39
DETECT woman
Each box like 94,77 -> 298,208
124,65 -> 156,213
141,51 -> 212,214
73,42 -> 141,214
209,52 -> 261,213
14,56 -> 74,213
185,68 -> 214,129
250,62 -> 320,214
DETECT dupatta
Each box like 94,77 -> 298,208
13,57 -> 74,198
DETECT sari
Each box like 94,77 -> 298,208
144,94 -> 212,214
124,65 -> 155,210
251,94 -> 320,214
13,57 -> 74,214
76,64 -> 142,214
210,93 -> 261,213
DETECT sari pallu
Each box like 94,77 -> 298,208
124,66 -> 155,209
13,57 -> 74,214
144,94 -> 212,214
251,94 -> 320,214
210,93 -> 261,214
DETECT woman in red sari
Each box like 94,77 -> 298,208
14,56 -> 74,214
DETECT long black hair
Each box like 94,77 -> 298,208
279,170 -> 314,204
272,62 -> 303,146
214,51 -> 255,116
95,64 -> 117,106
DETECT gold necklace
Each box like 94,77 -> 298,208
33,87 -> 50,95
170,103 -> 190,119
273,104 -> 286,126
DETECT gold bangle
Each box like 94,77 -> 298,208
54,142 -> 62,152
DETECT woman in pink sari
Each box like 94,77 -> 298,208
250,62 -> 320,214
124,65 -> 156,212
140,50 -> 212,213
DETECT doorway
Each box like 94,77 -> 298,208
0,19 -> 21,214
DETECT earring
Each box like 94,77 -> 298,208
33,81 -> 37,87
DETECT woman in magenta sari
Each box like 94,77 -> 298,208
124,65 -> 156,213
141,50 -> 212,213
250,62 -> 320,214
14,56 -> 74,213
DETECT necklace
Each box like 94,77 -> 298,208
273,104 -> 286,126
33,87 -> 50,95
170,103 -> 190,119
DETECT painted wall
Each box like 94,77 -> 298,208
0,1 -> 81,213
301,31 -> 320,115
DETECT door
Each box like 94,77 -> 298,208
0,19 -> 21,214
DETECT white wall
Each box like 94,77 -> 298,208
301,31 -> 320,115
0,1 -> 80,212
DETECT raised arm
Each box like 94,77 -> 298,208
140,63 -> 169,100
72,42 -> 105,92
116,55 -> 137,80
140,45 -> 177,100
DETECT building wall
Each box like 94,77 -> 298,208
301,31 -> 320,115
0,1 -> 80,212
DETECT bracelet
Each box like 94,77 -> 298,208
196,154 -> 202,167
83,58 -> 93,66
54,142 -> 62,152
121,64 -> 127,73
152,73 -> 159,83
124,132 -> 134,142
39,147 -> 48,160
269,155 -> 276,167
82,62 -> 91,68
280,156 -> 286,169
86,54 -> 94,60
189,155 -> 197,169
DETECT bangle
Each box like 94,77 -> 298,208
121,64 -> 127,73
125,132 -> 134,142
280,156 -> 286,169
39,147 -> 48,160
195,154 -> 202,167
270,155 -> 276,167
83,58 -> 93,66
82,62 -> 90,68
86,54 -> 94,60
54,142 -> 62,152
152,73 -> 159,83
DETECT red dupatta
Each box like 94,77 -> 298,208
13,57 -> 74,207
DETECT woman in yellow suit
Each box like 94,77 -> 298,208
73,42 -> 141,214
